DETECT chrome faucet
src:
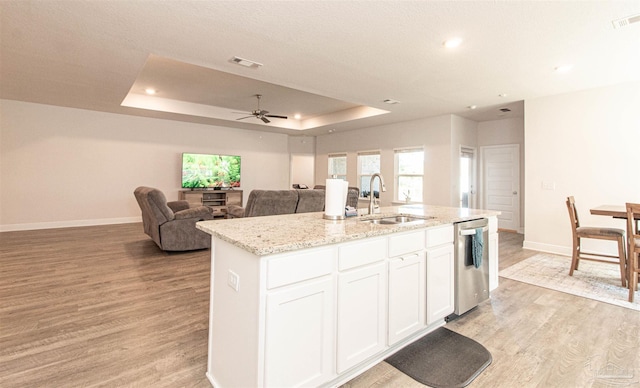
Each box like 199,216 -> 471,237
368,173 -> 386,215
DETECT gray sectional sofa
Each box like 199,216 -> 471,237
227,188 -> 359,219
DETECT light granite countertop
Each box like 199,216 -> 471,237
196,204 -> 499,256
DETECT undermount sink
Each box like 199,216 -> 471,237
359,215 -> 434,225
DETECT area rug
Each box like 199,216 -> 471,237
385,327 -> 492,388
500,253 -> 639,311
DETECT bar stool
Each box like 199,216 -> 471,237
566,196 -> 626,287
626,203 -> 640,302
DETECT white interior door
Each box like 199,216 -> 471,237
481,145 -> 520,231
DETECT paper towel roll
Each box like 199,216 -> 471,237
324,179 -> 348,219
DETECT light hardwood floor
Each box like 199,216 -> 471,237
1,226 -> 638,387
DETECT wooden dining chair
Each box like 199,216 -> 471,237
566,196 -> 626,287
626,203 -> 640,302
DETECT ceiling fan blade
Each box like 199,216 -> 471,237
265,115 -> 288,119
236,116 -> 254,121
232,111 -> 251,115
261,116 -> 270,123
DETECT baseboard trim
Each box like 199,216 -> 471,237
0,216 -> 141,232
522,240 -> 572,257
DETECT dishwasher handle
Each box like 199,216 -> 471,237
459,226 -> 488,236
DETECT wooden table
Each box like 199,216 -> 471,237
590,205 -> 639,221
590,205 -> 629,219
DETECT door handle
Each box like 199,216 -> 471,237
460,227 -> 488,236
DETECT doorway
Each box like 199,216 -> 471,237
290,154 -> 315,189
459,146 -> 476,209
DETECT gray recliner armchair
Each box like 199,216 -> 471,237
134,186 -> 214,251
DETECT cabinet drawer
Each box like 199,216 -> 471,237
338,237 -> 387,271
388,230 -> 425,257
425,225 -> 454,248
267,248 -> 334,289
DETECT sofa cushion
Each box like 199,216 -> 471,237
245,190 -> 299,217
295,189 -> 325,213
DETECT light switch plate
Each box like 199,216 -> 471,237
542,181 -> 556,190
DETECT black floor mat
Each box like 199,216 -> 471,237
385,327 -> 492,388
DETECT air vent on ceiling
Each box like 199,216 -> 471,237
499,108 -> 511,113
231,56 -> 263,68
612,14 -> 640,29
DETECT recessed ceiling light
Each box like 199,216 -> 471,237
554,65 -> 573,73
145,88 -> 157,95
467,105 -> 477,110
231,56 -> 263,68
443,38 -> 463,48
383,99 -> 401,104
498,93 -> 508,98
294,114 -> 301,120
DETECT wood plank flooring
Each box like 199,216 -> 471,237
1,226 -> 639,387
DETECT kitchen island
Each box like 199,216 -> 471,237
197,205 -> 499,388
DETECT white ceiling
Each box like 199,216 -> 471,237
1,1 -> 639,136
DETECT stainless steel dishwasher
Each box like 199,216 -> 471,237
450,218 -> 490,319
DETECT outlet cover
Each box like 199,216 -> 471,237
228,270 -> 240,291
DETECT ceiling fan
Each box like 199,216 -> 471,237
235,94 -> 288,124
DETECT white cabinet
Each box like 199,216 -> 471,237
425,225 -> 454,325
388,252 -> 426,345
426,244 -> 454,325
265,277 -> 335,387
337,261 -> 387,373
207,219 -> 469,388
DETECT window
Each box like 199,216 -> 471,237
394,148 -> 424,202
358,151 -> 381,198
459,147 -> 475,209
328,154 -> 347,180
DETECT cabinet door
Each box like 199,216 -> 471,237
489,232 -> 499,291
388,252 -> 426,345
337,262 -> 386,373
426,244 -> 454,324
181,191 -> 203,207
264,277 -> 334,387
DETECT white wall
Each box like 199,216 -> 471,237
315,115 -> 453,206
0,100 -> 291,231
523,81 -> 640,255
289,136 -> 316,188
